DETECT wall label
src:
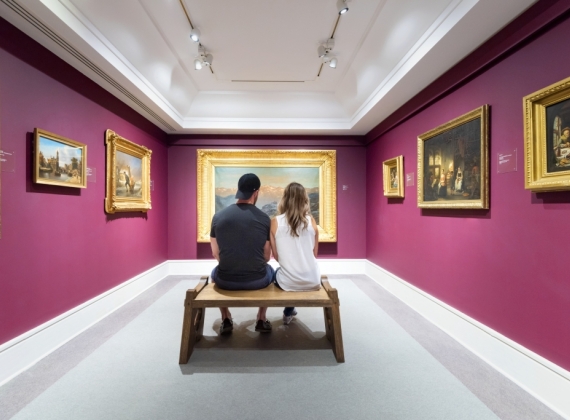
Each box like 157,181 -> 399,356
0,150 -> 15,172
87,167 -> 96,183
406,172 -> 415,187
498,149 -> 517,173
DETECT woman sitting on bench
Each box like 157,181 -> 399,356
270,182 -> 321,325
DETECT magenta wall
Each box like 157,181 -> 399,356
168,141 -> 366,260
366,15 -> 570,369
0,18 -> 168,345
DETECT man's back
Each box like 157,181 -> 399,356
211,203 -> 270,282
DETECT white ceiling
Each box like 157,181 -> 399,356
0,0 -> 537,135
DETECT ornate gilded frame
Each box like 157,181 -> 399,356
417,105 -> 489,209
524,76 -> 570,191
197,149 -> 337,243
383,155 -> 404,197
33,128 -> 87,188
105,129 -> 152,213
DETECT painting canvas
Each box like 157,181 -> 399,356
524,76 -> 570,191
115,150 -> 143,198
33,129 -> 87,188
417,105 -> 489,209
197,149 -> 337,243
215,167 -> 320,223
105,129 -> 152,213
383,155 -> 404,197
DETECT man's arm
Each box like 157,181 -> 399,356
263,240 -> 271,262
210,237 -> 220,262
270,218 -> 279,262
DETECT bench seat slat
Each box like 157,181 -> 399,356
194,283 -> 332,307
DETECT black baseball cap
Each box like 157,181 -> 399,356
235,173 -> 261,199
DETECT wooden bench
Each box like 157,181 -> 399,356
179,275 -> 344,363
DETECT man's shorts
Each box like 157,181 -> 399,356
210,265 -> 275,290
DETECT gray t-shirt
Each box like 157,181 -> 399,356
210,203 -> 270,282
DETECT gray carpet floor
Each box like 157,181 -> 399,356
0,275 -> 561,420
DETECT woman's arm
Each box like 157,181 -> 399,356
270,217 -> 279,262
311,216 -> 319,257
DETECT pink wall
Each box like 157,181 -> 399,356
0,18 -> 168,345
168,140 -> 366,260
366,13 -> 570,370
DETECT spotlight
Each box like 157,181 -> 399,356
322,54 -> 338,69
337,0 -> 349,14
317,45 -> 326,58
190,28 -> 201,43
194,58 -> 203,70
203,54 -> 213,66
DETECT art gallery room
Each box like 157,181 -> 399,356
1,0 -> 570,418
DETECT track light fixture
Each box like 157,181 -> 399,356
195,46 -> 213,70
337,0 -> 349,14
318,38 -> 337,69
189,28 -> 201,43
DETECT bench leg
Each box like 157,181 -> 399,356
196,308 -> 205,342
330,302 -> 345,363
179,293 -> 197,364
323,307 -> 333,341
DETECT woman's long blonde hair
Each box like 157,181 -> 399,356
278,182 -> 311,237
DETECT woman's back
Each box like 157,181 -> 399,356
274,213 -> 320,291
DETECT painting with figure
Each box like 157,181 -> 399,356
546,97 -> 570,172
115,150 -> 143,198
418,105 -> 488,209
422,118 -> 481,202
215,167 -> 320,224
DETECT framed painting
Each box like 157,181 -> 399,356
105,129 -> 152,213
33,128 -> 87,188
197,149 -> 337,243
383,155 -> 404,197
417,105 -> 489,209
524,76 -> 570,191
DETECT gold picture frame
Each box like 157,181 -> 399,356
33,128 -> 87,188
524,76 -> 570,191
105,129 -> 152,213
417,105 -> 489,209
383,156 -> 404,197
197,149 -> 337,243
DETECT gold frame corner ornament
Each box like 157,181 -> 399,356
523,76 -> 570,192
197,149 -> 337,243
383,155 -> 404,198
104,129 -> 152,214
417,105 -> 489,209
33,128 -> 87,189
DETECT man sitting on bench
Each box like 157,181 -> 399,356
210,173 -> 274,334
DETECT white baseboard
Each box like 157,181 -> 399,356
365,261 -> 570,419
167,258 -> 367,277
2,258 -> 568,419
0,261 -> 170,387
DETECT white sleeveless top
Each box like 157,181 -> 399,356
275,214 -> 320,291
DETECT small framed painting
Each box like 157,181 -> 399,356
33,129 -> 87,188
524,76 -> 570,191
383,156 -> 404,197
417,105 -> 489,209
105,129 -> 152,213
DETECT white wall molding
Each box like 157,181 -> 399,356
0,261 -> 170,387
365,260 -> 570,419
167,258 -> 367,277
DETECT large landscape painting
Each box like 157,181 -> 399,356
215,167 -> 320,224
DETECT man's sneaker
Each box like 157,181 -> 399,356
219,318 -> 233,335
254,319 -> 272,333
283,309 -> 298,325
